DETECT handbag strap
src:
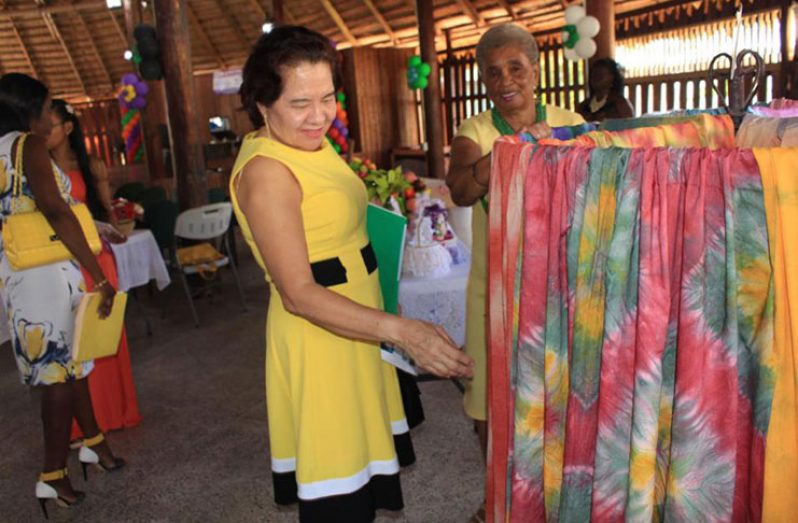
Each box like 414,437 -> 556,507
11,132 -> 68,216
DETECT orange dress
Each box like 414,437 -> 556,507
68,170 -> 142,438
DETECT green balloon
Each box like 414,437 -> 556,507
341,100 -> 346,110
417,77 -> 428,89
408,55 -> 422,67
419,63 -> 431,76
336,92 -> 346,102
333,143 -> 341,153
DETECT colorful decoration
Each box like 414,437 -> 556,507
349,157 -> 426,216
562,4 -> 600,61
327,90 -> 350,154
111,198 -> 144,222
406,55 -> 431,90
116,73 -> 149,164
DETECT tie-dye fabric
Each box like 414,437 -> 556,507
487,141 -> 775,522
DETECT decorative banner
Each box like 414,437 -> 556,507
562,4 -> 601,61
406,55 -> 431,90
326,90 -> 350,154
117,73 -> 148,163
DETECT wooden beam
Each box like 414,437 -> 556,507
45,13 -> 87,94
362,0 -> 398,45
453,0 -> 486,27
0,1 -> 106,20
319,0 -> 357,46
495,0 -> 517,20
108,10 -> 129,48
123,0 -> 143,42
416,0 -> 445,180
72,6 -> 114,90
185,3 -> 227,69
8,21 -> 39,77
208,0 -> 250,49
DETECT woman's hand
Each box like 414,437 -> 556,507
521,121 -> 552,141
394,319 -> 474,378
96,221 -> 127,244
96,281 -> 116,319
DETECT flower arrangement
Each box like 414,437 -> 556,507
349,157 -> 426,216
112,198 -> 144,233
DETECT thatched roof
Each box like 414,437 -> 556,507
0,0 -> 774,100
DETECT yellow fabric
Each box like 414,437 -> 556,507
83,432 -> 105,447
229,134 -> 406,495
39,468 -> 68,482
176,242 -> 224,279
755,147 -> 798,523
455,106 -> 585,421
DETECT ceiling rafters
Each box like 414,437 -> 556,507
207,0 -> 250,49
0,0 -> 40,77
0,1 -> 105,20
319,0 -> 357,46
362,0 -> 398,44
495,0 -> 518,20
107,9 -> 128,48
37,1 -> 86,94
70,5 -> 113,90
186,2 -> 228,69
47,14 -> 86,92
453,0 -> 486,27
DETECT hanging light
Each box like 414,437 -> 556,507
123,49 -> 134,61
262,21 -> 274,34
106,0 -> 122,8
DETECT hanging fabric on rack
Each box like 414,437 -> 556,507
487,140 -> 776,522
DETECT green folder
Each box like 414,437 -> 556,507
366,203 -> 407,314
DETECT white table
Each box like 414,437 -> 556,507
110,229 -> 171,292
398,261 -> 470,348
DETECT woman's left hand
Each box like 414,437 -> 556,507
96,221 -> 127,244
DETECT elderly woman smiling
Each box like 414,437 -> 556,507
445,22 -> 584,522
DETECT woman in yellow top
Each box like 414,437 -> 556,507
445,23 -> 584,522
230,26 -> 473,522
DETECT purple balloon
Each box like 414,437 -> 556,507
121,73 -> 139,85
129,97 -> 146,109
135,81 -> 150,96
341,127 -> 349,138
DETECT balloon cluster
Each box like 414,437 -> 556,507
117,73 -> 149,163
406,56 -> 431,90
326,91 -> 349,154
562,4 -> 600,61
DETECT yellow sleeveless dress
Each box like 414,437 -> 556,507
230,134 -> 411,521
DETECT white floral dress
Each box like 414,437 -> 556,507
0,131 -> 92,385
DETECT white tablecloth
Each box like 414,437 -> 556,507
109,229 -> 171,292
398,261 -> 470,347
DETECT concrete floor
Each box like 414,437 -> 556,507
0,239 -> 484,522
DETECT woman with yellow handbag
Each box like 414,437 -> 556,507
0,73 -> 125,518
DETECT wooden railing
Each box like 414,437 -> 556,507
71,100 -> 124,168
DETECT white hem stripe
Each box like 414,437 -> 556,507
391,419 -> 409,435
298,459 -> 400,500
271,457 -> 297,473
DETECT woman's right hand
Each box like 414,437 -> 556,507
96,281 -> 116,319
395,319 -> 474,378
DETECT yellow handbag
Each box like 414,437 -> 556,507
176,242 -> 225,280
2,133 -> 102,271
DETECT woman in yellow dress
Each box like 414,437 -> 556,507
230,26 -> 473,522
445,24 -> 585,522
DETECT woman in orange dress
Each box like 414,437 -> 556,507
47,99 -> 142,439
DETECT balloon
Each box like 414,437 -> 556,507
564,47 -> 580,61
336,92 -> 346,102
408,55 -> 422,67
333,143 -> 341,153
341,127 -> 349,138
121,73 -> 139,85
575,37 -> 597,59
562,25 -> 579,49
577,16 -> 600,38
564,5 -> 586,25
419,62 -> 431,76
329,128 -> 339,139
416,77 -> 428,89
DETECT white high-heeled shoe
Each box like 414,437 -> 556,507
35,467 -> 84,519
78,433 -> 126,480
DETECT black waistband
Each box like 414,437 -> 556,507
310,243 -> 377,287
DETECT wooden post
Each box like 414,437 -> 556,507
587,0 -> 615,61
154,0 -> 207,209
266,0 -> 284,23
415,0 -> 445,180
122,0 -> 143,41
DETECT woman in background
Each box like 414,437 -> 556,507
577,58 -> 635,122
0,73 -> 125,518
47,99 -> 142,442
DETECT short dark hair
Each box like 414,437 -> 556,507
591,58 -> 626,95
240,25 -> 338,128
0,73 -> 49,134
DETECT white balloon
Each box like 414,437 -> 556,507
575,37 -> 597,59
564,47 -> 580,61
577,16 -> 600,38
564,5 -> 586,25
562,30 -> 571,42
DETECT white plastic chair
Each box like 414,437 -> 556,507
173,202 -> 246,326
